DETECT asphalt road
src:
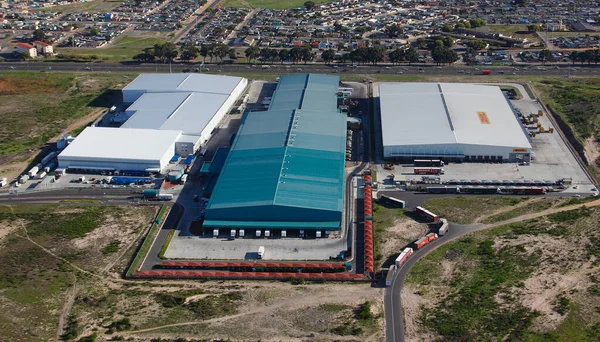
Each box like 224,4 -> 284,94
0,61 -> 598,77
0,188 -> 139,205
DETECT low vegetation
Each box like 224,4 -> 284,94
0,72 -> 135,166
126,205 -> 169,277
423,196 -> 528,224
482,197 -> 557,223
405,206 -> 600,341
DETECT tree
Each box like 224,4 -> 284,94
441,24 -> 453,33
152,42 -> 178,62
133,52 -> 155,62
321,49 -> 336,64
245,45 -> 260,63
180,43 -> 199,61
200,44 -> 210,63
432,46 -> 458,65
569,51 -> 580,65
32,29 -> 46,42
383,23 -> 403,38
469,18 -> 486,28
538,49 -> 554,65
388,48 -> 404,65
527,24 -> 541,32
176,22 -> 183,29
278,49 -> 290,64
303,1 -> 316,10
467,40 -> 487,50
405,47 -> 419,64
89,27 -> 99,36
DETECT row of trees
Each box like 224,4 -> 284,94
569,49 -> 600,65
133,42 -> 237,63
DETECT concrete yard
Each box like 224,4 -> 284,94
164,234 -> 347,260
376,83 -> 593,190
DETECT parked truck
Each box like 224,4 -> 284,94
414,167 -> 445,175
19,174 -> 30,184
379,194 -> 406,208
385,265 -> 397,287
37,171 -> 47,179
482,69 -> 491,75
415,206 -> 439,223
414,233 -> 438,249
258,246 -> 265,259
28,166 -> 39,178
414,159 -> 444,167
395,247 -> 413,267
157,193 -> 174,201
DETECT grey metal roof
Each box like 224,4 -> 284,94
379,83 -> 531,149
122,73 -> 244,95
121,91 -> 229,136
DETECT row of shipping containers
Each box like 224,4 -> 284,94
134,270 -> 365,281
363,172 -> 374,277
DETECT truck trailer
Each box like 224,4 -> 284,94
414,167 -> 445,175
414,233 -> 438,249
157,193 -> 174,201
438,219 -> 449,236
395,247 -> 413,267
379,194 -> 406,208
414,159 -> 444,167
415,206 -> 439,223
258,246 -> 265,259
386,265 -> 397,287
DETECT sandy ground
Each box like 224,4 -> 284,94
0,219 -> 22,244
584,136 -> 600,167
379,218 -> 428,263
401,284 -> 437,342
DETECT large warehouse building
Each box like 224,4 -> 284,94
379,83 -> 532,162
58,74 -> 247,173
203,74 -> 347,233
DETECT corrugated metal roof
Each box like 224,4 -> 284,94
379,83 -> 531,149
122,91 -> 229,136
122,73 -> 244,95
269,73 -> 339,111
205,74 -> 345,228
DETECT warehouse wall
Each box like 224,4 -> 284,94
384,143 -> 532,162
205,204 -> 342,225
384,144 -> 464,159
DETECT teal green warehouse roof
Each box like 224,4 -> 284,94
268,73 -> 339,112
204,74 -> 346,230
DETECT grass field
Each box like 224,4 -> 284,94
55,46 -> 145,62
222,0 -> 333,9
422,196 -> 529,224
405,206 -> 600,341
33,0 -> 120,13
480,24 -> 541,42
112,34 -> 168,48
0,71 -> 136,168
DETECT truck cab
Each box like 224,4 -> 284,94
257,246 -> 265,259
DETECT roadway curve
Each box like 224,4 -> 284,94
385,198 -> 600,342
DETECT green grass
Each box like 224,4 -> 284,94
33,0 -> 120,13
482,198 -> 556,223
525,304 -> 600,341
422,196 -> 529,224
113,35 -> 167,48
0,71 -> 135,161
222,0 -> 333,9
55,47 -> 145,62
159,229 -> 175,259
126,205 -> 169,277
155,290 -> 243,320
482,24 -> 530,37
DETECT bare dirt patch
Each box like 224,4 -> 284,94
402,284 -> 437,342
379,218 -> 428,262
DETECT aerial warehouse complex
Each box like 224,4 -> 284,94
57,74 -> 248,173
379,83 -> 532,163
203,74 -> 348,238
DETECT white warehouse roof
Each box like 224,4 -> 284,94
379,83 -> 531,149
121,91 -> 231,136
58,127 -> 181,163
122,73 -> 245,96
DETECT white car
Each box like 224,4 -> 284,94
573,185 -> 579,189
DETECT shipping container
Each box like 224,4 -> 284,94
386,265 -> 397,287
379,194 -> 406,208
395,247 -> 413,267
415,206 -> 439,223
143,189 -> 159,198
427,186 -> 460,194
157,193 -> 173,201
414,167 -> 445,175
28,166 -> 39,178
482,69 -> 491,75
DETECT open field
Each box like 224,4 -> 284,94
112,35 -> 168,48
404,206 -> 600,341
222,0 -> 333,9
55,47 -> 145,62
479,24 -> 542,42
422,196 -> 530,224
0,204 -> 384,342
33,0 -> 120,13
0,71 -> 136,179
